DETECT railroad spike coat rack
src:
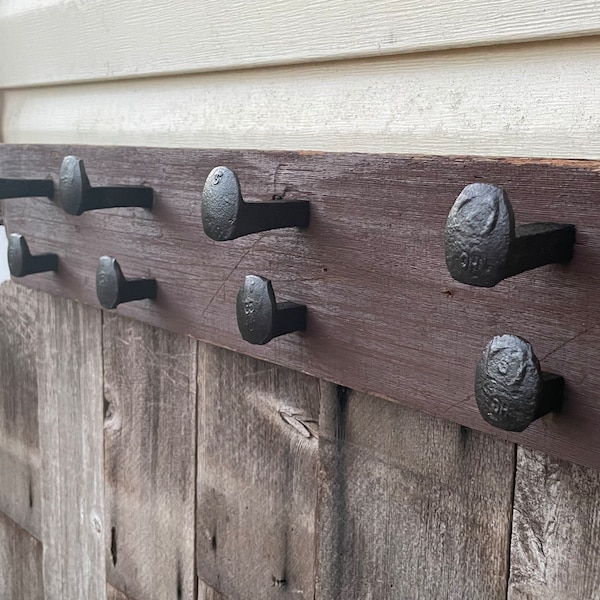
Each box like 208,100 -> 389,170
1,144 -> 597,471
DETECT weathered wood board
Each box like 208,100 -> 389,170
37,293 -> 106,600
0,282 -> 41,538
0,284 -> 600,599
196,345 -> 320,599
0,510 -> 43,600
2,144 -> 599,470
103,313 -> 197,600
508,447 -> 600,599
317,383 -> 516,599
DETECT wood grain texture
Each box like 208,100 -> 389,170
197,345 -> 319,599
197,579 -> 229,600
6,37 -> 600,159
103,313 -> 197,600
0,282 -> 40,538
37,293 -> 106,600
2,144 -> 599,469
1,0 -> 600,88
0,510 -> 43,600
508,447 -> 600,599
317,383 -> 516,600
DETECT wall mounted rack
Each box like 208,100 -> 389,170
1,144 -> 598,468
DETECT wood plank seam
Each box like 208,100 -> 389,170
316,382 -> 517,599
504,444 -> 519,600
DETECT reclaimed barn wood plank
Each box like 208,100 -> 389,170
6,38 -> 600,160
2,145 -> 599,469
196,345 -> 319,599
0,282 -> 40,538
2,1 -> 600,88
508,447 -> 600,599
103,313 -> 197,600
317,383 -> 516,600
0,510 -> 43,600
37,293 -> 105,599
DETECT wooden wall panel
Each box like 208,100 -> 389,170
4,37 -> 600,159
508,447 -> 600,599
1,1 -> 599,88
0,283 -> 40,538
103,314 -> 197,600
0,511 -> 43,600
196,346 -> 320,600
37,293 -> 106,600
317,383 -> 516,600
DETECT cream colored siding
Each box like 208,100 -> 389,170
2,2 -> 600,159
3,37 -> 600,158
2,0 -> 600,88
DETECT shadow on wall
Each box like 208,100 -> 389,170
0,227 -> 9,282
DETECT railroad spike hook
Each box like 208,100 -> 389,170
0,178 -> 54,200
475,334 -> 564,432
96,256 -> 157,309
445,183 -> 575,287
236,274 -> 306,345
201,166 -> 309,241
7,233 -> 58,277
59,156 -> 153,216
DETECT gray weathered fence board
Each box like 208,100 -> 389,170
2,283 -> 600,599
0,282 -> 41,539
317,382 -> 516,600
37,293 -> 106,600
196,345 -> 320,599
103,313 -> 197,600
0,510 -> 43,600
508,447 -> 600,599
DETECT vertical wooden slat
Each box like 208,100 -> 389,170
0,282 -> 40,538
196,345 -> 320,599
317,383 -> 516,600
37,293 -> 105,599
0,510 -> 43,600
103,313 -> 197,600
508,447 -> 600,599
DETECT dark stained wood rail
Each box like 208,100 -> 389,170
1,144 -> 599,469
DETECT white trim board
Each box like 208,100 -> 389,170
1,0 -> 600,88
4,38 -> 600,159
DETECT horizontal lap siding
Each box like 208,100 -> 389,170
1,0 -> 600,88
3,37 -> 600,158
